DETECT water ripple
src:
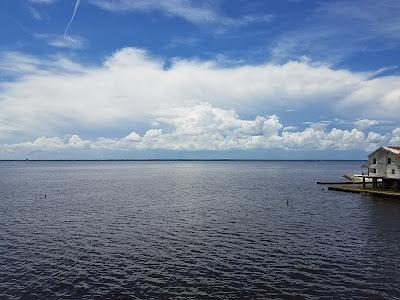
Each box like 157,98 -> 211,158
1,161 -> 400,299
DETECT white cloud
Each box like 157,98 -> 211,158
33,34 -> 85,49
389,128 -> 400,145
29,0 -> 56,4
29,6 -> 42,20
317,0 -> 400,41
0,52 -> 43,75
270,0 -> 400,63
0,51 -> 85,76
90,0 -> 273,27
353,119 -> 381,130
48,35 -> 84,49
339,76 -> 400,119
238,14 -> 274,25
90,0 -> 225,25
367,131 -> 387,144
0,104 -> 395,154
0,47 -> 399,150
167,37 -> 199,48
282,126 -> 298,132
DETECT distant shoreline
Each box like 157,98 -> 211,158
0,159 -> 367,162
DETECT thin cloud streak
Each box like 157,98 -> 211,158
34,33 -> 84,49
270,0 -> 400,64
90,0 -> 273,28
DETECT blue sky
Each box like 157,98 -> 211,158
0,0 -> 400,159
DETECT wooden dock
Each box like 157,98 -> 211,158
317,181 -> 359,185
328,185 -> 400,197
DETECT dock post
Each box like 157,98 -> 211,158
363,177 -> 366,189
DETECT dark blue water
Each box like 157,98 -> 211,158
0,161 -> 399,299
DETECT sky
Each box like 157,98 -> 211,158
0,0 -> 400,159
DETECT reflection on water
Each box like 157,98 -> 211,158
0,161 -> 399,299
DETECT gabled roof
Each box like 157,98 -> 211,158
368,146 -> 400,158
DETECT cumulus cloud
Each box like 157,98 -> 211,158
353,119 -> 381,130
0,104 -> 395,155
390,128 -> 400,145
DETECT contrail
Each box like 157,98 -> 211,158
64,0 -> 81,37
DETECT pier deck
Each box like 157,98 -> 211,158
328,185 -> 400,197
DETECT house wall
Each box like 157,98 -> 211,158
368,148 -> 400,179
386,153 -> 400,179
368,148 -> 386,177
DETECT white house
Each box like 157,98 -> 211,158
365,146 -> 400,190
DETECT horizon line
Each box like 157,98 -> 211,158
0,159 -> 367,162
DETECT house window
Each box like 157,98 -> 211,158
392,169 -> 395,175
388,158 -> 391,164
370,168 -> 376,173
373,158 -> 377,164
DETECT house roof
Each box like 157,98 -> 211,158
383,146 -> 400,159
383,146 -> 400,154
368,146 -> 400,158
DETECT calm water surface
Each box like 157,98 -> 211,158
0,161 -> 400,299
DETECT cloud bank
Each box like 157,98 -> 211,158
1,103 -> 396,154
0,47 -> 399,155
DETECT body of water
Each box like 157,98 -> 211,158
0,161 -> 399,299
